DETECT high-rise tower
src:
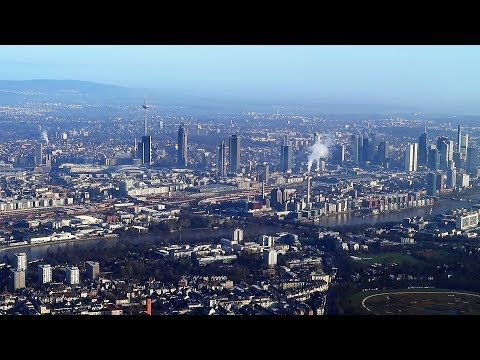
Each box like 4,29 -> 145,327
405,143 -> 418,172
141,135 -> 152,164
177,124 -> 188,168
280,136 -> 292,173
418,127 -> 428,165
143,93 -> 149,136
229,135 -> 241,174
457,125 -> 462,153
217,140 -> 226,177
350,134 -> 363,165
35,142 -> 43,166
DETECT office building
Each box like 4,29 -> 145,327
426,172 -> 437,196
177,124 -> 188,168
257,162 -> 270,185
467,146 -> 479,176
228,135 -> 241,174
446,168 -> 457,189
86,261 -> 100,280
141,135 -> 151,164
66,266 -> 80,285
460,134 -> 469,161
457,173 -> 470,188
457,125 -> 462,153
132,138 -> 139,159
428,146 -> 440,170
38,264 -> 52,284
418,128 -> 428,165
350,134 -> 362,165
306,176 -> 311,204
404,143 -> 418,172
35,142 -> 43,166
377,141 -> 389,166
437,137 -> 451,170
332,144 -> 345,166
362,134 -> 375,163
280,137 -> 293,173
436,171 -> 445,192
217,141 -> 226,177
271,188 -> 283,207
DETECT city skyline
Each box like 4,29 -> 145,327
1,46 -> 480,316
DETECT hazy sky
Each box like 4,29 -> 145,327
0,45 -> 479,112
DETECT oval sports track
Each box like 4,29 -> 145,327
362,291 -> 480,315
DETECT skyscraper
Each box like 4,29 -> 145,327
460,133 -> 469,161
437,137 -> 450,170
405,143 -> 418,172
457,125 -> 462,153
467,146 -> 479,176
217,140 -> 226,177
132,138 -> 139,159
377,141 -> 389,166
332,144 -> 345,166
306,176 -> 311,204
426,172 -> 437,196
362,134 -> 374,163
35,142 -> 43,166
177,124 -> 188,168
228,135 -> 241,174
258,162 -> 270,185
418,127 -> 428,165
350,134 -> 362,165
280,137 -> 293,173
141,135 -> 152,164
437,171 -> 445,192
447,168 -> 457,189
428,146 -> 440,170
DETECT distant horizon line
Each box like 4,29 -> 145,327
0,79 -> 479,116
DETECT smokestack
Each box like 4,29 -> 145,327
307,176 -> 311,204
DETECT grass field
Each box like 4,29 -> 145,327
361,291 -> 480,315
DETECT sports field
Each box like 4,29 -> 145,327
362,291 -> 480,315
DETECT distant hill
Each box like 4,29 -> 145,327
0,79 -> 144,105
0,79 -> 126,92
0,79 -> 418,115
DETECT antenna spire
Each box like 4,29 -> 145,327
142,93 -> 149,136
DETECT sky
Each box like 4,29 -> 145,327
0,45 -> 479,113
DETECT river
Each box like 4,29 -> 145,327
2,195 -> 479,260
315,197 -> 478,227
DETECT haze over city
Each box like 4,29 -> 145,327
1,45 -> 480,114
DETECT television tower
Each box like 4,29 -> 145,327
143,93 -> 149,136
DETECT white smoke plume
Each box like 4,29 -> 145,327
41,130 -> 49,146
307,133 -> 332,173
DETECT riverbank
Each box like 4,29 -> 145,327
0,234 -> 119,252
